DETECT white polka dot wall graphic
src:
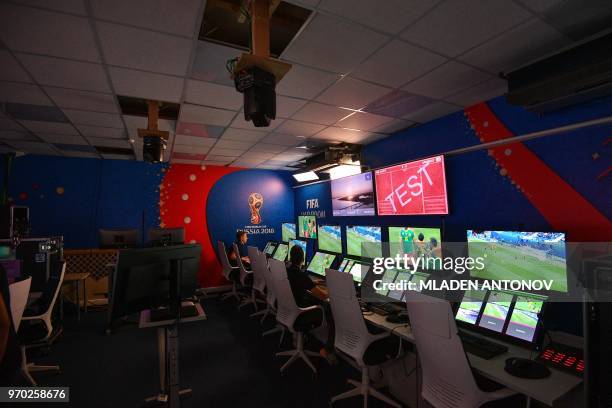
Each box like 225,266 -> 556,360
184,216 -> 191,224
500,168 -> 508,176
201,165 -> 206,170
504,148 -> 512,156
189,240 -> 196,244
189,174 -> 196,181
483,121 -> 489,128
182,193 -> 189,201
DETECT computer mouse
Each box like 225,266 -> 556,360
504,357 -> 551,379
386,312 -> 409,324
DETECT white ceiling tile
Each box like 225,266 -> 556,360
174,135 -> 217,147
402,61 -> 492,99
318,0 -> 440,34
191,41 -> 237,87
172,144 -> 210,154
256,164 -> 282,170
401,0 -> 531,57
10,141 -> 58,153
458,18 -> 571,74
0,51 -> 31,82
401,101 -> 462,123
272,152 -> 309,162
276,64 -> 339,99
0,81 -> 53,105
232,158 -> 266,167
276,96 -> 308,119
336,111 -> 394,131
45,87 -> 118,113
205,155 -> 239,162
316,76 -> 391,110
184,80 -> 242,110
87,137 -> 131,148
275,120 -> 325,136
180,104 -> 236,126
248,143 -> 288,154
0,119 -> 24,131
0,4 -> 100,62
97,22 -> 192,76
91,0 -> 202,37
109,67 -> 184,103
229,113 -> 283,131
19,120 -> 78,135
62,109 -> 124,128
282,13 -> 389,73
371,118 -> 414,134
17,54 -> 111,92
123,115 -> 174,132
39,133 -> 87,145
214,139 -> 255,150
220,128 -> 267,142
312,126 -> 361,142
0,130 -> 38,141
241,151 -> 275,160
259,132 -> 306,146
352,40 -> 448,88
11,0 -> 86,15
445,78 -> 507,107
75,124 -> 126,139
202,160 -> 232,166
208,147 -> 247,157
361,132 -> 390,144
292,102 -> 350,125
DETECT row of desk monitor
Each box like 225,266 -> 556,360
263,239 -> 548,348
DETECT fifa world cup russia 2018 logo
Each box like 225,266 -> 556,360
248,192 -> 264,224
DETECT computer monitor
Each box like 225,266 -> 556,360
467,230 -> 568,292
388,226 -> 442,264
147,227 -> 185,246
346,225 -> 382,259
455,290 -> 486,325
478,291 -> 513,333
338,258 -> 351,272
108,244 -> 201,330
330,171 -> 375,216
272,243 -> 289,261
288,239 -> 307,261
504,293 -> 546,342
387,270 -> 413,300
374,268 -> 399,297
281,223 -> 296,242
298,215 -> 317,238
317,225 -> 342,254
263,241 -> 277,256
346,261 -> 371,284
99,228 -> 139,249
307,252 -> 337,277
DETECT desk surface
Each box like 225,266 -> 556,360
139,303 -> 206,329
363,312 -> 582,407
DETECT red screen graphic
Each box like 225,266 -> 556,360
375,155 -> 448,215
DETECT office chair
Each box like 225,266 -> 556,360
326,268 -> 402,408
247,246 -> 269,315
233,243 -> 254,310
405,291 -> 517,408
9,277 -> 31,331
18,262 -> 66,385
268,258 -> 323,374
258,252 -> 286,341
217,241 -> 242,302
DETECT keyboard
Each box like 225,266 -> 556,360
458,331 -> 508,360
369,303 -> 402,316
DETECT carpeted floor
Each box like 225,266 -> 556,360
17,296 -> 399,408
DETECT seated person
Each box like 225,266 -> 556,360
286,245 -> 336,363
228,231 -> 251,269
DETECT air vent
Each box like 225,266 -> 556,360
116,96 -> 179,121
199,0 -> 312,58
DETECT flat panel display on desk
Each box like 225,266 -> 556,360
330,171 -> 375,216
374,155 -> 448,215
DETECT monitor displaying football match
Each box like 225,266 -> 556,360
307,251 -> 337,277
346,225 -> 382,259
388,226 -> 442,268
504,294 -> 545,342
298,215 -> 317,239
467,230 -> 567,292
374,155 -> 448,215
330,171 -> 375,216
272,243 -> 289,261
281,223 -> 296,242
318,225 -> 342,253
